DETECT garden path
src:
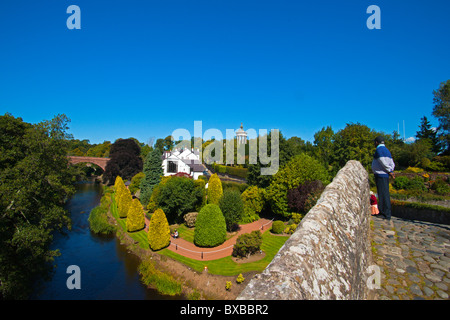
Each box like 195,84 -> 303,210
144,217 -> 273,261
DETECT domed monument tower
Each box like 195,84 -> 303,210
236,123 -> 247,144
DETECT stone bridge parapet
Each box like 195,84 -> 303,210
237,160 -> 372,300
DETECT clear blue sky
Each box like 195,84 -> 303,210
0,0 -> 449,144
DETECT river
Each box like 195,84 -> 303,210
31,181 -> 177,300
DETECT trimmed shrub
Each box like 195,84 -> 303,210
194,204 -> 226,247
207,173 -> 223,205
126,198 -> 145,232
148,208 -> 170,251
241,186 -> 265,223
271,220 -> 285,234
226,166 -> 248,179
232,230 -> 262,258
219,189 -> 244,231
183,212 -> 198,228
118,187 -> 132,218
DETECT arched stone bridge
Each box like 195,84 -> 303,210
68,156 -> 110,171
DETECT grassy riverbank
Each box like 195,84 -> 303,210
107,192 -> 289,298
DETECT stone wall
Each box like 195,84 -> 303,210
237,160 -> 372,300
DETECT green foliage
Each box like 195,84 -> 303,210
313,126 -> 335,169
126,198 -> 145,232
431,179 -> 450,195
129,172 -> 145,194
331,123 -> 381,171
140,148 -> 163,206
392,176 -> 410,190
147,208 -> 171,251
138,259 -> 182,296
118,186 -> 132,218
271,221 -> 285,234
241,186 -> 265,223
219,189 -> 244,231
0,113 -> 75,299
236,274 -> 245,284
212,163 -> 248,179
266,154 -> 329,217
221,181 -> 249,194
88,190 -> 116,235
225,281 -> 232,291
406,177 -> 426,192
207,173 -> 223,205
393,175 -> 426,192
232,230 -> 263,258
432,79 -> 450,153
283,223 -> 297,234
154,176 -> 204,224
404,167 -> 424,173
194,204 -> 227,247
290,213 -> 304,224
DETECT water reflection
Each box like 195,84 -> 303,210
31,181 -> 179,300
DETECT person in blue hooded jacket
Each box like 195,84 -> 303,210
372,136 -> 395,220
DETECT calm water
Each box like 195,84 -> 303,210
32,181 -> 175,300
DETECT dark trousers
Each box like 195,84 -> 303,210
375,175 -> 391,219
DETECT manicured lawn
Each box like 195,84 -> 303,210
111,193 -> 289,276
160,230 -> 289,276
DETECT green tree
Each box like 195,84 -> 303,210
207,173 -> 223,204
126,198 -> 145,232
416,116 -> 440,154
313,126 -> 335,169
331,123 -> 381,172
140,148 -> 163,206
154,176 -> 204,224
118,186 -> 132,218
194,204 -> 227,247
0,113 -> 75,299
265,153 -> 329,217
219,189 -> 244,231
147,208 -> 170,251
432,79 -> 450,154
240,186 -> 265,223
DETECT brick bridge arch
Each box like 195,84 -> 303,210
68,156 -> 110,171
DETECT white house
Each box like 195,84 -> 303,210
161,148 -> 206,180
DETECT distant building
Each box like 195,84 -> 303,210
236,123 -> 247,144
161,148 -> 206,180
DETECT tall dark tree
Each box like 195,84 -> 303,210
416,116 -> 440,154
140,148 -> 163,206
0,113 -> 75,299
432,80 -> 450,154
103,138 -> 143,185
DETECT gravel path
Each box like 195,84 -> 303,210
370,215 -> 450,300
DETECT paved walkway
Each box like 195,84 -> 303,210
370,215 -> 450,300
144,217 -> 273,261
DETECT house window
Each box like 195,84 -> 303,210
168,161 -> 178,173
